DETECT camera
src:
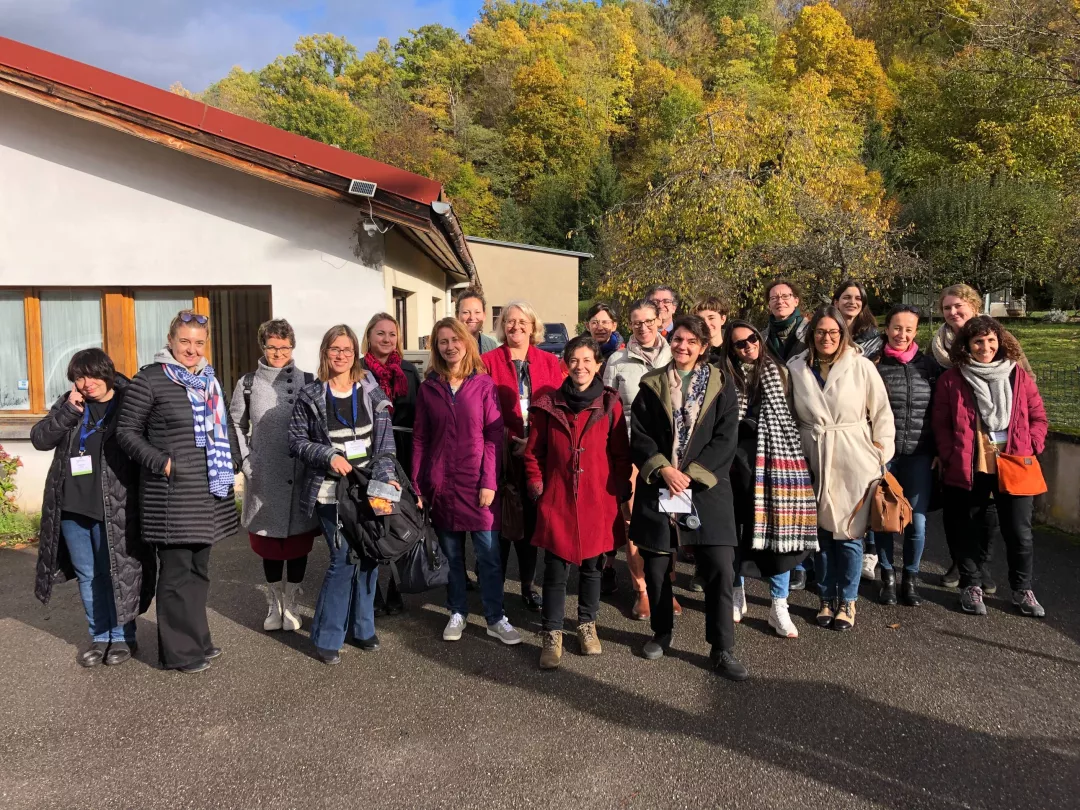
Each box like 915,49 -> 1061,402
678,513 -> 701,530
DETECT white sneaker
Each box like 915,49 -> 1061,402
486,617 -> 522,645
733,586 -> 746,623
768,598 -> 799,638
443,612 -> 466,642
263,582 -> 283,631
281,582 -> 303,632
861,553 -> 879,580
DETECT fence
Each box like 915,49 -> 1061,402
1031,364 -> 1080,432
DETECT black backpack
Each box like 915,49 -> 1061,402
239,370 -> 314,435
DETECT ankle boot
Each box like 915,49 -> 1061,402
879,568 -> 897,605
539,630 -> 563,669
282,582 -> 303,631
901,571 -> 922,607
263,582 -> 283,631
577,621 -> 602,655
632,590 -> 650,621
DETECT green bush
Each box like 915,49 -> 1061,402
0,444 -> 22,515
0,512 -> 40,545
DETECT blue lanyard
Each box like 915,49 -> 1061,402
78,401 -> 113,455
326,383 -> 358,432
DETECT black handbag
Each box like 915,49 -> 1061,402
389,516 -> 450,594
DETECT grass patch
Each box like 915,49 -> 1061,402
0,512 -> 41,547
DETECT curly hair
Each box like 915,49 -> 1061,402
950,316 -> 1022,365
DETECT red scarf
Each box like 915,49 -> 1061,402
365,351 -> 408,400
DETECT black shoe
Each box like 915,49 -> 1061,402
315,647 -> 341,665
77,641 -> 108,668
522,590 -> 543,612
710,647 -> 749,681
789,569 -> 807,591
353,634 -> 380,651
901,572 -> 922,607
981,569 -> 997,595
879,569 -> 897,605
601,566 -> 618,595
942,563 -> 960,589
642,635 -> 671,660
105,641 -> 132,666
385,593 -> 405,616
176,659 -> 211,673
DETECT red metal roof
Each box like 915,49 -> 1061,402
0,36 -> 444,206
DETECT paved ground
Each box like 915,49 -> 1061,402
2,515 -> 1079,810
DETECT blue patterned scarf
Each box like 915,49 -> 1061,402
668,362 -> 710,468
160,357 -> 234,498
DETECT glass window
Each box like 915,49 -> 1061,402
135,290 -> 193,367
40,290 -> 103,404
0,291 -> 30,410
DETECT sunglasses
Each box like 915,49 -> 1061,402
180,312 -> 208,325
732,333 -> 760,351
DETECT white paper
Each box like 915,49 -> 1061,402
70,456 -> 93,476
519,396 -> 530,425
344,438 -> 369,461
658,488 -> 692,514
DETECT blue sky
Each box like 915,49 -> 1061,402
0,0 -> 483,91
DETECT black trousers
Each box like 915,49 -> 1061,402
156,543 -> 212,669
541,553 -> 603,632
946,474 -> 1034,591
642,545 -> 735,651
943,482 -> 997,570
501,495 -> 540,590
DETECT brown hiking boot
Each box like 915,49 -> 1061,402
833,600 -> 856,631
816,598 -> 836,629
577,622 -> 602,656
539,630 -> 563,669
632,591 -> 650,621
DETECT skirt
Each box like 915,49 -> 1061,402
249,530 -> 318,560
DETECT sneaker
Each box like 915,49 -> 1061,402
601,566 -> 618,595
861,553 -> 879,580
941,563 -> 960,589
710,648 -> 749,681
789,569 -> 807,591
960,585 -> 987,616
487,617 -> 522,645
577,622 -> 602,656
442,612 -> 466,642
816,598 -> 835,628
690,569 -> 705,593
539,630 -> 563,669
833,600 -> 856,631
1013,590 -> 1045,618
733,586 -> 745,624
768,598 -> 799,638
642,635 -> 670,660
981,569 -> 997,595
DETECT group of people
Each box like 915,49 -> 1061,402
31,278 -> 1048,682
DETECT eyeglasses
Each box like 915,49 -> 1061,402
814,329 -> 841,339
630,319 -> 657,330
264,346 -> 293,356
327,348 -> 355,357
732,333 -> 760,351
179,312 -> 208,325
649,298 -> 675,307
768,294 -> 795,304
588,319 -> 614,328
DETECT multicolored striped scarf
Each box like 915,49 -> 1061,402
736,362 -> 818,553
161,360 -> 235,498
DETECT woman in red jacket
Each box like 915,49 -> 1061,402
524,335 -> 632,669
932,316 -> 1048,618
482,301 -> 566,612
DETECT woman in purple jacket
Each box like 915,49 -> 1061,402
413,318 -> 522,646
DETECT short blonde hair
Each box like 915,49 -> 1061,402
317,324 -> 366,384
938,284 -> 983,319
428,318 -> 486,381
495,301 -> 545,346
360,312 -> 403,355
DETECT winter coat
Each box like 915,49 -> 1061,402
875,351 -> 941,458
789,348 -> 896,540
390,360 -> 423,480
761,318 -> 810,364
478,333 -> 499,354
117,364 -> 240,546
853,328 -> 885,360
288,374 -> 397,518
602,339 -> 673,437
932,365 -> 1047,491
31,377 -> 155,624
481,344 -> 566,441
412,373 -> 504,532
523,387 -> 632,565
229,358 -> 319,539
629,364 -> 739,552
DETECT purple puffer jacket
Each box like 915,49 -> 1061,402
412,372 -> 504,532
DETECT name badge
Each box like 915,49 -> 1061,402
990,431 -> 1008,445
70,456 -> 93,476
344,438 -> 369,461
520,396 -> 530,425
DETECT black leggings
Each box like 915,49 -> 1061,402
642,545 -> 735,652
541,553 -> 603,631
262,555 -> 308,584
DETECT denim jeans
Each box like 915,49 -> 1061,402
734,569 -> 791,600
878,454 -> 933,574
61,512 -> 135,643
311,504 -> 379,651
439,529 -> 504,625
815,527 -> 862,602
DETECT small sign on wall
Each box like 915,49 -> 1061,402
17,379 -> 28,390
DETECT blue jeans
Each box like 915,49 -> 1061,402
438,529 -> 504,625
60,513 -> 135,643
733,569 -> 791,599
311,504 -> 378,651
878,454 -> 933,574
815,527 -> 862,602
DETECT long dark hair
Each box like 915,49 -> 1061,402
832,279 -> 877,337
723,320 -> 778,397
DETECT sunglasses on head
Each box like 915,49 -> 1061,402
180,312 -> 208,325
732,333 -> 760,351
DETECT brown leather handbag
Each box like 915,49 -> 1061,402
848,470 -> 913,536
997,453 -> 1048,497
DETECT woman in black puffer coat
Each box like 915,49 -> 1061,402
32,349 -> 154,668
117,310 -> 239,673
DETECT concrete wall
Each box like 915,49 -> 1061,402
1035,432 -> 1080,533
382,232 -> 449,352
467,241 -> 579,336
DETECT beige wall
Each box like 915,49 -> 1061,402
467,241 -> 580,336
382,231 -> 451,352
1035,432 -> 1080,533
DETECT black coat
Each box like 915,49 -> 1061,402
116,364 -> 239,545
876,351 -> 941,457
629,364 -> 739,551
30,377 -> 155,624
359,359 -> 421,479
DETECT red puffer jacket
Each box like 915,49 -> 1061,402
932,365 -> 1048,491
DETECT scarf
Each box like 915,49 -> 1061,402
931,325 -> 955,368
599,331 -> 623,359
633,338 -> 664,367
766,312 -> 802,358
735,362 -> 818,553
561,375 -> 604,414
156,349 -> 234,498
960,359 -> 1015,433
668,363 -> 710,467
883,340 -> 919,364
365,351 -> 408,401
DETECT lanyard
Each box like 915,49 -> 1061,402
78,401 -> 113,456
326,383 -> 358,437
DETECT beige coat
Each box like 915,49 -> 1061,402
603,339 -> 673,436
788,347 -> 895,540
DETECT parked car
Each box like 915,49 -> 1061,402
539,323 -> 569,356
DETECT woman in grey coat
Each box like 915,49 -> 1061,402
230,319 -> 319,633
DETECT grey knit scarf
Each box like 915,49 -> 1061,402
960,359 -> 1015,433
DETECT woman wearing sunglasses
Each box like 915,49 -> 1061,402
722,322 -> 818,638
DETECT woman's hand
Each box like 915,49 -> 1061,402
478,488 -> 496,508
68,384 -> 84,412
619,501 -> 631,522
330,454 -> 352,477
511,436 -> 527,457
931,456 -> 941,472
659,466 -> 692,496
527,481 -> 543,501
164,459 -> 172,478
388,480 -> 401,490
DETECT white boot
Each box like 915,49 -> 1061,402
733,586 -> 746,624
263,582 -> 283,631
282,582 -> 303,632
768,597 -> 799,638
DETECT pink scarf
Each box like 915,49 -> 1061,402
364,351 -> 408,400
883,340 -> 919,364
